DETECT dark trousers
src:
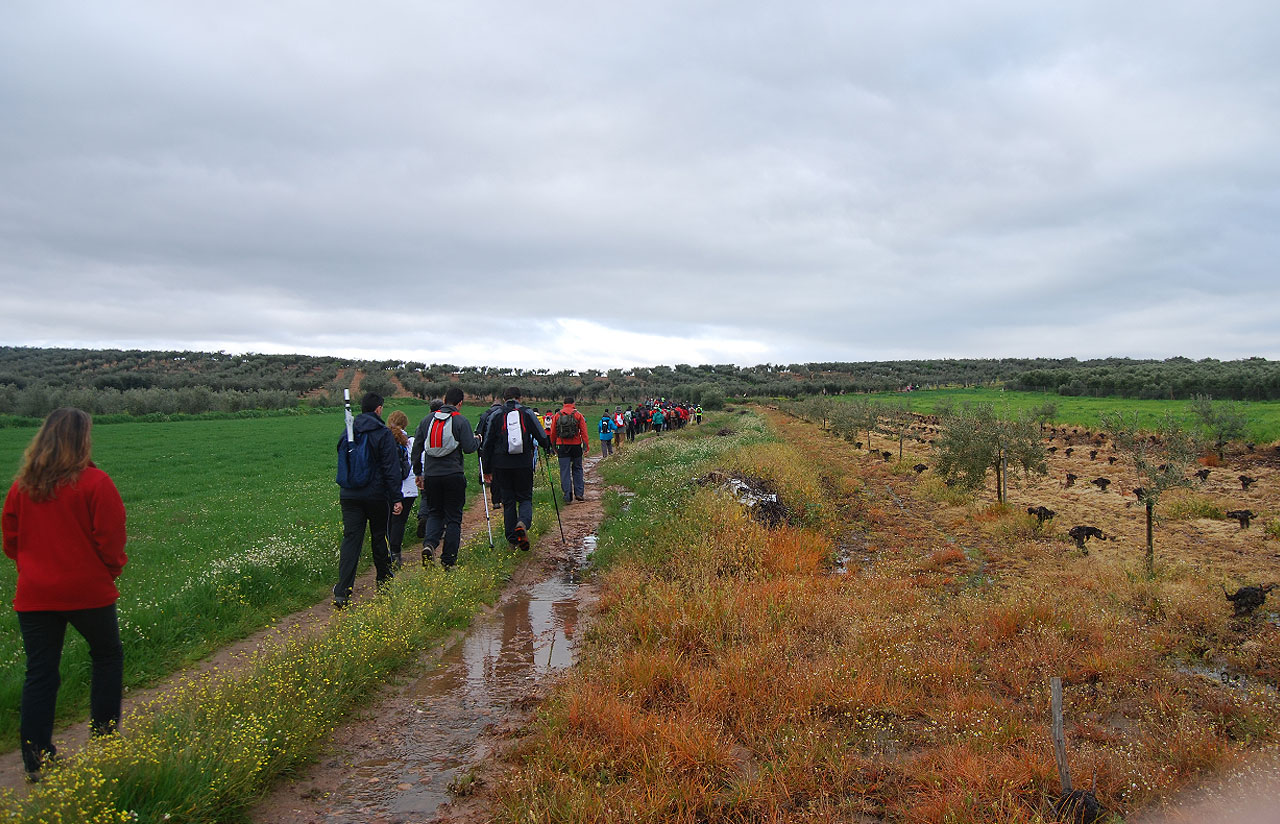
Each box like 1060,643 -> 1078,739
422,473 -> 467,567
336,497 -> 393,601
492,466 -> 534,545
387,495 -> 417,560
557,445 -> 585,500
18,604 -> 123,773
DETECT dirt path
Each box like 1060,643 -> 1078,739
250,452 -> 609,823
0,452 -> 604,801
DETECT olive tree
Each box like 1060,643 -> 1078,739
1100,411 -> 1199,576
1030,401 -> 1059,434
877,400 -> 915,462
933,403 -> 1046,504
1188,394 -> 1248,461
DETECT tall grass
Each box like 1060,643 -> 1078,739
487,407 -> 1280,823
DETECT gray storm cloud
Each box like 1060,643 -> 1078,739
2,0 -> 1277,368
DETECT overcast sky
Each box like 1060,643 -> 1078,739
2,1 -> 1277,370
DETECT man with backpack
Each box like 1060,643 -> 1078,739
474,398 -> 505,510
333,392 -> 402,609
548,396 -> 589,503
479,387 -> 551,552
612,407 -> 626,452
599,413 -> 616,458
411,386 -> 478,570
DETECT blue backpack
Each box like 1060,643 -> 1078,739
336,430 -> 373,489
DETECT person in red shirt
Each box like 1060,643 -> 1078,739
547,396 -> 590,502
2,407 -> 127,782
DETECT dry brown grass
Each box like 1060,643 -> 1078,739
488,409 -> 1280,823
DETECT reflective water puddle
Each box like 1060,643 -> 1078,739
323,534 -> 597,821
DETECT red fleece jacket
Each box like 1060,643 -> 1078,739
3,466 -> 128,612
548,404 -> 590,449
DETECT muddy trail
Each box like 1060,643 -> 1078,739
0,451 -> 610,816
251,453 -> 608,824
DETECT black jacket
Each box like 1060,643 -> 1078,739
480,401 -> 550,471
336,411 -> 400,502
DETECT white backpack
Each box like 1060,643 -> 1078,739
424,411 -> 459,457
505,408 -> 525,454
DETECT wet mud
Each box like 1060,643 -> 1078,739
253,454 -> 609,824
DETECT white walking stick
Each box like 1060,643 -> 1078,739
477,453 -> 494,548
343,389 -> 355,449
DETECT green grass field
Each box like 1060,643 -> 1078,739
834,387 -> 1280,443
0,401 -> 538,744
0,397 -> 640,745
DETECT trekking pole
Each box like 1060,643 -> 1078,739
476,453 -> 494,548
543,446 -> 566,545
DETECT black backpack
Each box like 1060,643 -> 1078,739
556,411 -> 580,440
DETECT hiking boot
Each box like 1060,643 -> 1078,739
422,544 -> 437,568
390,551 -> 403,570
332,585 -> 349,610
515,522 -> 530,552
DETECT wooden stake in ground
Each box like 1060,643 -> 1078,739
1050,676 -> 1106,823
1051,676 -> 1072,793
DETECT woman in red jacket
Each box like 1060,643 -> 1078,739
2,407 -> 127,782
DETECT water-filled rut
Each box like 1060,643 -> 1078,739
254,455 -> 606,824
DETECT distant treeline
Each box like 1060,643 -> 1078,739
0,347 -> 1276,419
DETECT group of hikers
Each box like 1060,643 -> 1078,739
333,389 -> 703,608
0,394 -> 705,784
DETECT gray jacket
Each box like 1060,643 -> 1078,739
410,406 -> 479,478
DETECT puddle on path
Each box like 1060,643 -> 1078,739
321,533 -> 598,822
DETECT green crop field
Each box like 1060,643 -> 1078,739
0,397 -> 641,745
833,387 -> 1280,443
0,400 -> 519,745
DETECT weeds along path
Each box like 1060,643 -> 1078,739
249,451 -> 611,824
428,408 -> 1280,823
0,465 -> 502,797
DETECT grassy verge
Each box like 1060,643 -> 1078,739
485,407 -> 1280,822
0,536 -> 519,823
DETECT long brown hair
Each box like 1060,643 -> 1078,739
387,409 -> 409,447
16,407 -> 94,502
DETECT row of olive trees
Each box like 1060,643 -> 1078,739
932,399 -> 1237,577
0,383 -> 298,419
792,394 -> 1250,576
